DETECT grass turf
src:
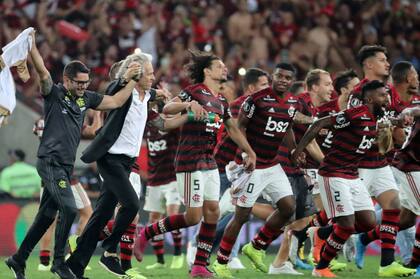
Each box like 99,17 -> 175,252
1,255 -> 384,278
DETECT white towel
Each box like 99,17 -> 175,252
225,161 -> 252,198
0,27 -> 34,125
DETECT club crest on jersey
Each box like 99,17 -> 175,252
333,112 -> 350,129
179,90 -> 191,102
288,106 -> 296,117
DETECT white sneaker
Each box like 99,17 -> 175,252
343,235 -> 356,262
228,257 -> 245,269
37,263 -> 51,271
268,261 -> 303,275
186,241 -> 197,269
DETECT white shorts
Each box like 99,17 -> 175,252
129,172 -> 142,199
393,169 -> 420,215
176,169 -> 220,208
235,164 -> 293,208
304,168 -> 320,195
359,166 -> 399,198
144,181 -> 181,214
319,176 -> 374,218
71,183 -> 91,210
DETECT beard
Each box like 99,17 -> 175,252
374,105 -> 386,118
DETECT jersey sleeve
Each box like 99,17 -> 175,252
330,106 -> 366,129
240,95 -> 256,119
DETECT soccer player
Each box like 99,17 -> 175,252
393,106 -> 420,276
143,108 -> 184,270
270,69 -> 333,274
5,32 -> 141,279
134,50 -> 256,278
292,80 -> 413,278
351,46 -> 417,276
212,63 -> 319,277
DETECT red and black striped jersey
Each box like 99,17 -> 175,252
175,83 -> 231,173
237,87 -> 298,169
145,111 -> 178,186
214,95 -> 247,173
394,118 -> 420,172
317,99 -> 341,153
319,105 -> 378,179
387,94 -> 420,163
349,79 -> 400,168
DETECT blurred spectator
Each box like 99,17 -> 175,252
0,149 -> 41,198
79,163 -> 101,199
1,0 -> 419,114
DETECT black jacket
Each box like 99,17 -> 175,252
81,80 -> 155,163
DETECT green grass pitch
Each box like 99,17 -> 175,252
1,255 -> 385,278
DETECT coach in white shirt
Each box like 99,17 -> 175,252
67,52 -> 167,279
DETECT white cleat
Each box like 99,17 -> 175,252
268,261 -> 303,275
228,257 -> 245,270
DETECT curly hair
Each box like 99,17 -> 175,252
184,50 -> 221,84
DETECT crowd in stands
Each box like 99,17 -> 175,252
1,0 -> 420,112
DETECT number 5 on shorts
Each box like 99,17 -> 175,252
193,179 -> 200,190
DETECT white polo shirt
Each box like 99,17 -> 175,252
108,88 -> 151,158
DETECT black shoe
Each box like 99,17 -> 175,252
51,263 -> 76,279
5,257 -> 26,279
99,253 -> 126,276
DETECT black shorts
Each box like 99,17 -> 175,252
288,175 -> 316,220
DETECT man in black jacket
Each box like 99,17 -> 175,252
66,52 -> 172,279
5,32 -> 141,279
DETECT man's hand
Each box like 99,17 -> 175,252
291,149 -> 306,166
390,110 -> 414,128
242,151 -> 256,173
188,101 -> 208,121
155,82 -> 172,102
123,62 -> 142,82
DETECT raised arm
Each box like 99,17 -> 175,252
94,64 -> 141,110
293,111 -> 314,124
29,32 -> 52,96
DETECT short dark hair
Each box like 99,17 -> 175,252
357,45 -> 387,66
243,68 -> 269,88
63,60 -> 90,79
185,50 -> 221,84
391,61 -> 413,84
361,80 -> 385,100
8,149 -> 26,161
289,81 -> 304,95
305,69 -> 329,90
275,63 -> 297,76
333,69 -> 358,95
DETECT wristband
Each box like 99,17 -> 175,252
187,110 -> 195,121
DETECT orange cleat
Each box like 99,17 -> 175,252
312,267 -> 337,278
307,227 -> 326,263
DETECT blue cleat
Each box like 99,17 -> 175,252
416,265 -> 420,277
295,258 -> 313,270
355,234 -> 366,269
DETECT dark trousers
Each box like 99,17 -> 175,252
67,153 -> 139,276
14,158 -> 77,265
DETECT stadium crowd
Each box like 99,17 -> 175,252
2,1 -> 420,279
2,0 -> 420,110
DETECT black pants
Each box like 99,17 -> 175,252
288,175 -> 316,220
67,153 -> 139,276
14,157 -> 77,265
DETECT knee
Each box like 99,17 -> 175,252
279,198 -> 296,220
185,214 -> 202,226
234,212 -> 250,224
124,200 -> 140,215
65,206 -> 78,220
